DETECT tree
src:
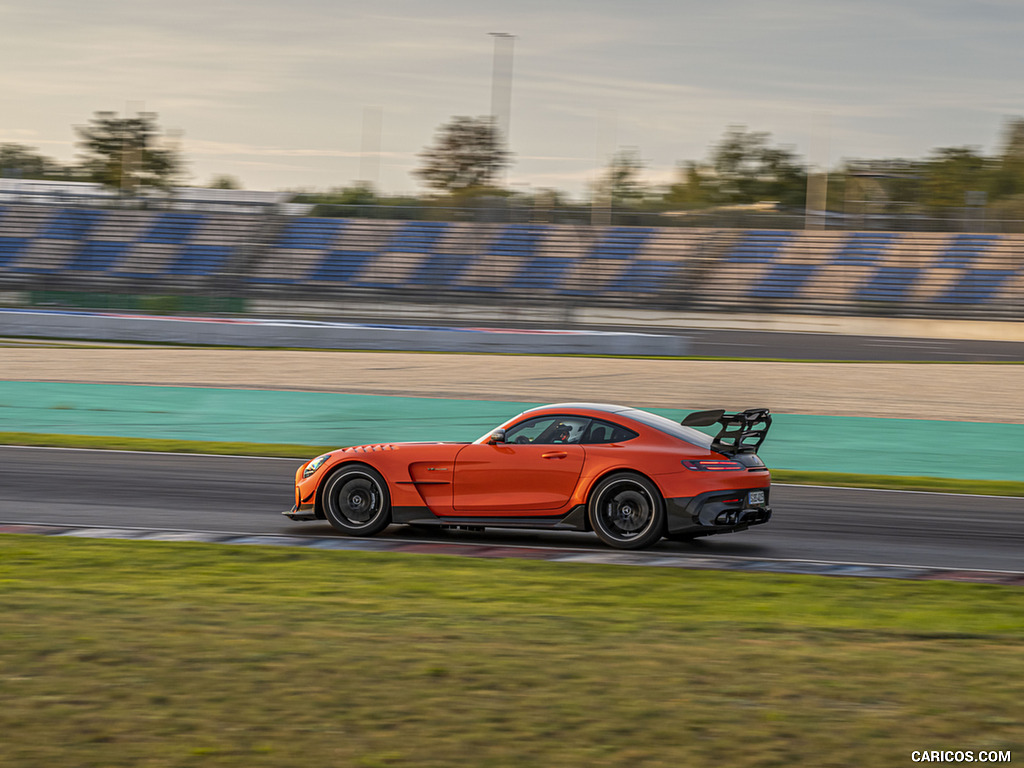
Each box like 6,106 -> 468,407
328,182 -> 377,205
920,147 -> 989,209
841,159 -> 924,216
708,126 -> 806,208
415,116 -> 510,193
595,148 -> 647,205
207,174 -> 242,190
662,127 -> 807,210
664,161 -> 715,208
75,111 -> 182,192
990,117 -> 1024,200
0,143 -> 77,180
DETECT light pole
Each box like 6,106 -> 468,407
488,32 -> 515,155
358,105 -> 383,192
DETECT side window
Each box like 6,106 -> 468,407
580,419 -> 638,444
505,417 -> 555,444
505,416 -> 591,444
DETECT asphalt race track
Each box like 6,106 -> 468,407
3,446 -> 1021,574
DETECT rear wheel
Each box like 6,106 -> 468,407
321,465 -> 392,537
587,472 -> 665,549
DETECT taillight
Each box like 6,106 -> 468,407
681,459 -> 745,471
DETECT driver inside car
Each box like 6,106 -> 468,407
552,422 -> 573,443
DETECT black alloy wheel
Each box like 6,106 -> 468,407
321,465 -> 392,536
587,472 -> 665,550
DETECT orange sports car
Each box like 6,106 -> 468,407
284,403 -> 772,550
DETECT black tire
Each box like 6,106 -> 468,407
587,472 -> 665,550
320,465 -> 392,537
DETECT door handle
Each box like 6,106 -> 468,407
542,451 -> 568,459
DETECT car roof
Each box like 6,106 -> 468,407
521,402 -> 715,450
523,403 -> 632,415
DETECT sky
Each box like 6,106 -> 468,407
2,0 -> 1023,199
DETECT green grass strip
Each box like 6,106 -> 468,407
1,536 -> 1021,767
770,469 -> 1024,497
0,430 -> 329,458
3,430 -> 1023,497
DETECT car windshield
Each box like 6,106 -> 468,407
618,407 -> 714,449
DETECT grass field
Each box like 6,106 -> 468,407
2,536 -> 1021,767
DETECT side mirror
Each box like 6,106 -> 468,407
487,429 -> 506,445
681,409 -> 725,428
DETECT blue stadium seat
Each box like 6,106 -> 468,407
515,256 -> 575,291
936,234 -> 1000,268
607,260 -> 677,293
0,236 -> 28,268
277,218 -> 346,250
69,241 -> 130,271
40,208 -> 103,240
387,221 -> 449,252
857,266 -> 920,301
833,233 -> 896,266
590,227 -> 654,259
165,245 -> 231,276
936,269 -> 1016,303
758,263 -> 819,299
308,251 -> 373,283
489,225 -> 548,258
246,275 -> 296,285
727,230 -> 794,263
276,218 -> 348,250
409,252 -> 474,286
143,212 -> 204,245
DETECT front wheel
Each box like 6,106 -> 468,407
587,472 -> 665,550
321,465 -> 392,537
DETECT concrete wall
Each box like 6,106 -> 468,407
0,309 -> 689,356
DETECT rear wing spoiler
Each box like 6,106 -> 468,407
681,408 -> 772,455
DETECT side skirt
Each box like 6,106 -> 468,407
392,505 -> 589,532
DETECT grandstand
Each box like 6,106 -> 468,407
1,200 -> 1022,321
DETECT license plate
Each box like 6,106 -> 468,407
748,490 -> 766,506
